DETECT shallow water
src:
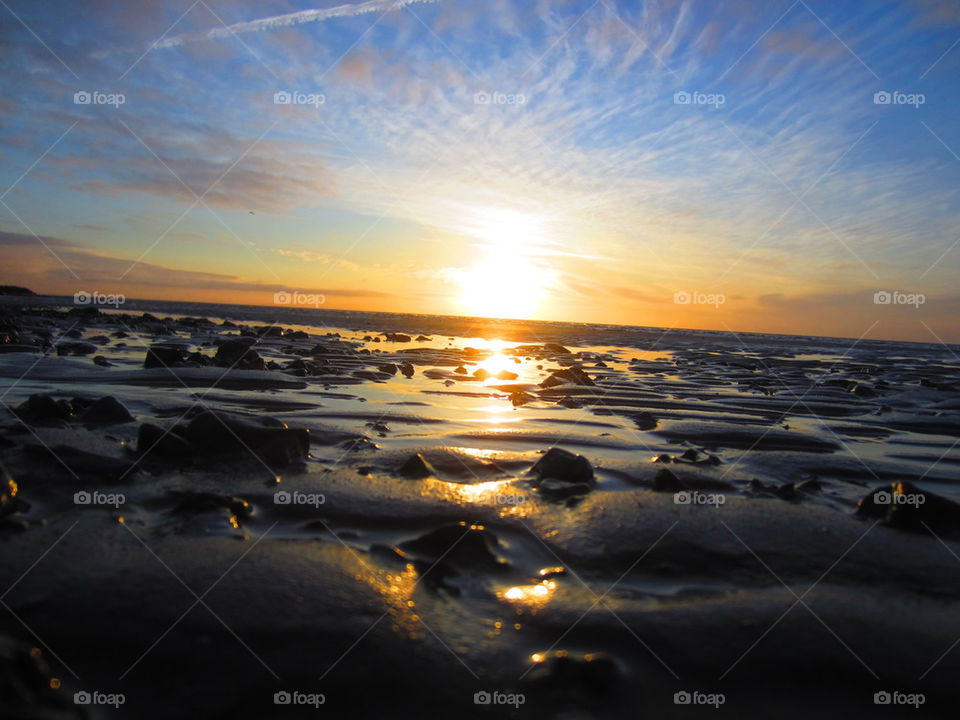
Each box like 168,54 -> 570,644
1,297 -> 959,718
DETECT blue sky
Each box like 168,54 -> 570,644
1,0 -> 959,342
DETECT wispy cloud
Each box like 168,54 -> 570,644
154,0 -> 440,50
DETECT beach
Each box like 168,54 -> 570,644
1,296 -> 959,718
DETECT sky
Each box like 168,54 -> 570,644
1,0 -> 959,343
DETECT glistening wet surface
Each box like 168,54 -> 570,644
1,299 -> 959,718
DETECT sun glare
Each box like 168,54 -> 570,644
457,208 -> 552,319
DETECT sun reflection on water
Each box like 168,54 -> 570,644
500,579 -> 557,607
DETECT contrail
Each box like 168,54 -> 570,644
155,0 -> 439,49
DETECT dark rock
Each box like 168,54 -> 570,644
399,362 -> 415,378
397,452 -> 435,479
12,395 -> 73,426
180,411 -> 309,466
92,355 -> 112,367
56,341 -> 96,356
138,422 -> 195,459
632,412 -> 658,431
415,335 -> 431,342
400,521 -> 506,570
857,481 -> 960,536
383,333 -> 411,342
80,396 -> 134,426
510,390 -> 533,407
378,363 -> 398,376
541,366 -> 593,387
340,436 -> 379,452
652,468 -> 684,492
543,343 -> 571,354
529,448 -> 595,487
256,325 -> 284,338
214,339 -> 265,370
524,651 -> 621,695
144,343 -> 186,368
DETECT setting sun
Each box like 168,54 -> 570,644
457,209 -> 552,319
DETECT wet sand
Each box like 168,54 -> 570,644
1,298 -> 959,718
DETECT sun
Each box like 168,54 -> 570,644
459,256 -> 547,319
456,208 -> 552,319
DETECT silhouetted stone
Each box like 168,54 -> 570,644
56,341 -> 96,356
80,396 -> 134,426
652,468 -> 683,492
400,521 -> 506,570
12,395 -> 72,426
541,366 -> 594,387
144,344 -> 186,368
180,410 -> 309,466
524,651 -> 621,695
397,452 -> 435,479
137,423 -> 194,459
529,448 -> 595,487
214,339 -> 264,370
857,481 -> 960,537
632,412 -> 658,430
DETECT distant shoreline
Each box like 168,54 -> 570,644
0,292 -> 954,350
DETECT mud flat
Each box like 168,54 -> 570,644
1,299 -> 959,718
